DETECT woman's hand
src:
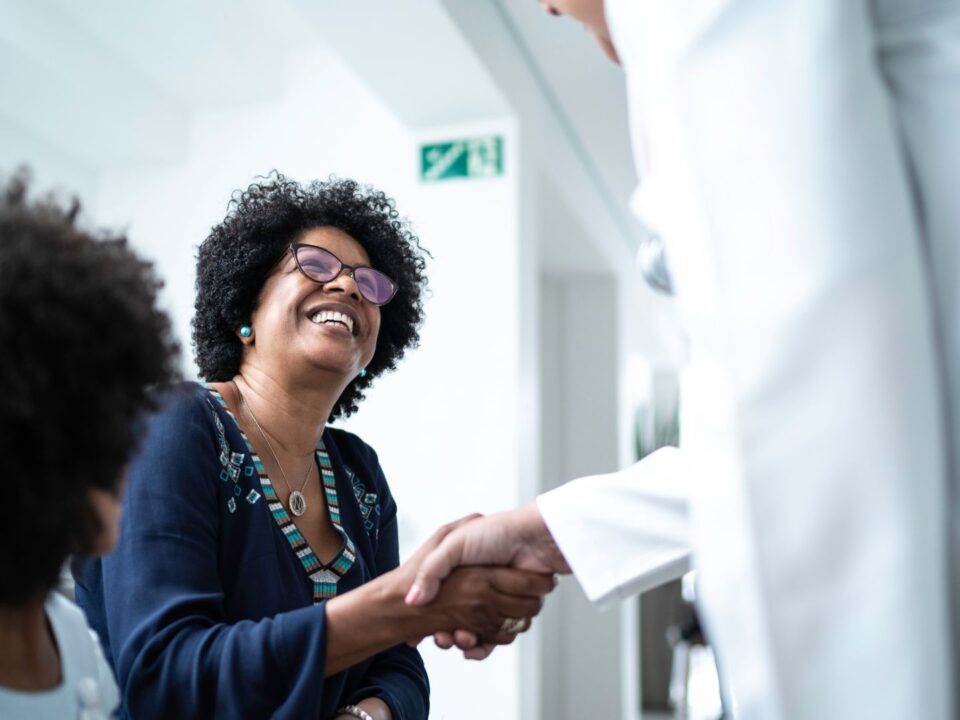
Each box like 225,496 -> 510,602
399,508 -> 561,658
323,515 -> 556,675
417,564 -> 552,642
392,516 -> 556,648
405,503 -> 569,607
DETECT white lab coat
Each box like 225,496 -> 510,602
537,1 -> 960,718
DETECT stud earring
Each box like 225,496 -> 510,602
358,368 -> 367,379
239,326 -> 253,338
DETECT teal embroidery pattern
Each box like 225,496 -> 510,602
344,464 -> 381,541
208,399 -> 249,514
206,386 -> 357,602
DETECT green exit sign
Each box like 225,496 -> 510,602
420,136 -> 504,182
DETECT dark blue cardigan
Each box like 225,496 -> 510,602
73,383 -> 428,719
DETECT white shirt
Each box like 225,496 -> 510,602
0,593 -> 119,720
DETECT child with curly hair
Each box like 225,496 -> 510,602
0,170 -> 179,719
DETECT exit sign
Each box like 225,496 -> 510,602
420,136 -> 503,182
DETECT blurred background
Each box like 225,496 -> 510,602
0,1 -> 717,717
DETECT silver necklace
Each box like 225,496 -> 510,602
235,384 -> 313,517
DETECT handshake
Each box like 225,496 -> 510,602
398,503 -> 572,660
321,502 -> 572,677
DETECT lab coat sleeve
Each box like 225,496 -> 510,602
536,446 -> 691,608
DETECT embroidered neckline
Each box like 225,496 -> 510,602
205,385 -> 356,601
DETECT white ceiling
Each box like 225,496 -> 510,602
0,0 -> 296,169
0,0 -> 516,168
289,0 -> 511,129
0,0 -> 641,252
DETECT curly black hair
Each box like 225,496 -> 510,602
193,172 -> 428,421
0,169 -> 180,605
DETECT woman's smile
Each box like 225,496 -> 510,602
305,301 -> 361,337
310,310 -> 355,335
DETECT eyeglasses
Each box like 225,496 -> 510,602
289,243 -> 398,306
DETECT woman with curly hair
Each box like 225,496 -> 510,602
0,170 -> 179,719
74,173 -> 553,720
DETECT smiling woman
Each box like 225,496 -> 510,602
72,172 -> 555,720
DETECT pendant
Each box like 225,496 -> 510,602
289,490 -> 307,516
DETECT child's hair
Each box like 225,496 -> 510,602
0,169 -> 180,604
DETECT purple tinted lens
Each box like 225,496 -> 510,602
354,268 -> 397,305
297,246 -> 340,281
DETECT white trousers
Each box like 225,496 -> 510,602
542,1 -> 960,717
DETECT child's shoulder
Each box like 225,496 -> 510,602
45,592 -> 119,716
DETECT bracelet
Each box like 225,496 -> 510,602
338,705 -> 375,720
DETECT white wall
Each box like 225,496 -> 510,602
0,114 -> 99,209
531,163 -> 650,719
539,271 -> 632,720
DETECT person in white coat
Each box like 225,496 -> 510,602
405,1 -> 960,718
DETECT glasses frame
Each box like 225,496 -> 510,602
289,243 -> 398,306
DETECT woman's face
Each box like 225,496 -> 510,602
244,226 -> 381,383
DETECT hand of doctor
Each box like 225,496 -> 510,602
404,502 -> 571,660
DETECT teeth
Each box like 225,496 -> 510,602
310,310 -> 354,333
